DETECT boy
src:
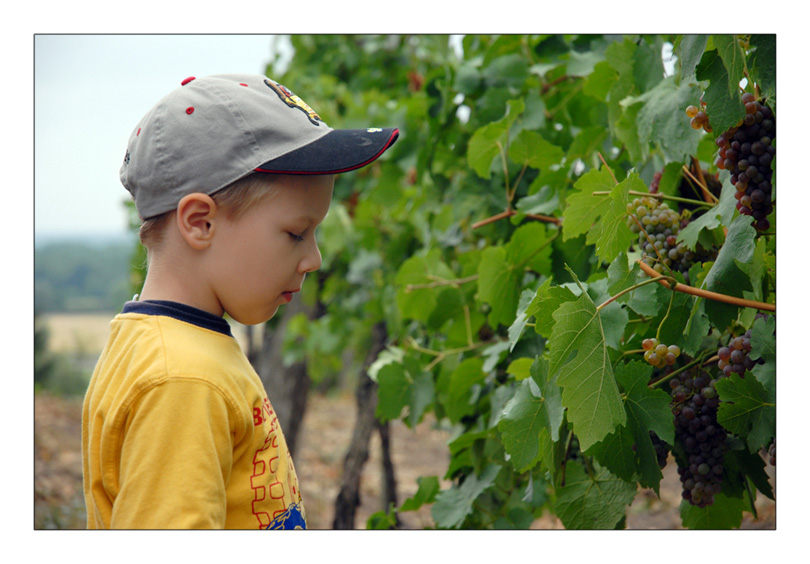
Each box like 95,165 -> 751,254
81,73 -> 399,529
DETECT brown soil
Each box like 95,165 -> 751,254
34,391 -> 775,530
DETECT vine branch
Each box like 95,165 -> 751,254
637,260 -> 775,312
472,208 -> 561,230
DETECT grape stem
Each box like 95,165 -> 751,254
472,208 -> 561,230
637,260 -> 775,312
595,276 -> 668,311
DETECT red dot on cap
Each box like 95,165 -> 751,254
186,107 -> 194,115
239,83 -> 248,87
181,76 -> 196,86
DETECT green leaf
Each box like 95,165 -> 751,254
467,98 -> 525,179
582,60 -> 617,101
476,245 -> 521,328
677,180 -> 737,250
713,35 -> 746,99
716,374 -> 775,453
695,49 -> 745,136
677,34 -> 708,81
445,357 -> 487,423
615,360 -> 674,493
399,476 -> 440,512
507,288 -> 537,351
702,215 -> 756,326
431,464 -> 500,529
588,172 -> 638,263
498,358 -> 564,472
376,363 -> 411,422
508,130 -> 564,171
562,166 -> 616,241
554,463 -> 636,529
749,313 -> 776,398
630,77 -> 703,161
679,492 -> 744,529
548,289 -> 626,450
395,250 -> 456,324
749,35 -> 776,102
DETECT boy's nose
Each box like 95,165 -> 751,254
299,241 -> 322,273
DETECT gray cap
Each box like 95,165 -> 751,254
120,74 -> 399,219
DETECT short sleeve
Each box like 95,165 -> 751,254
111,379 -> 236,529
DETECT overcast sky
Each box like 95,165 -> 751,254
34,34 -> 291,240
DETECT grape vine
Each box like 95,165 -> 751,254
277,34 -> 776,533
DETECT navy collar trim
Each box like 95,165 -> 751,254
122,300 -> 233,337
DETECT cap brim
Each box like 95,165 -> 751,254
254,128 -> 399,175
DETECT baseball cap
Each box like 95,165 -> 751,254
120,73 -> 400,219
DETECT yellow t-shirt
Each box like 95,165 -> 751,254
81,300 -> 305,529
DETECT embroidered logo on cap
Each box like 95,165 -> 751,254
265,79 -> 324,126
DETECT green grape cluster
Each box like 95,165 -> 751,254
626,197 -> 694,274
642,337 -> 680,367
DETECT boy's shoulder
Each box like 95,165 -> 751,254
104,301 -> 253,388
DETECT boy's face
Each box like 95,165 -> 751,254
206,174 -> 334,325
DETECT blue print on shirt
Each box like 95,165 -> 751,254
267,502 -> 306,530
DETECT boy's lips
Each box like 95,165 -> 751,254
281,288 -> 300,303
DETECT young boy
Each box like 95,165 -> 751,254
81,73 -> 399,529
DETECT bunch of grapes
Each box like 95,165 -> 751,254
642,337 -> 681,367
716,329 -> 762,378
626,196 -> 703,274
712,93 -> 775,231
669,368 -> 727,507
685,104 -> 713,133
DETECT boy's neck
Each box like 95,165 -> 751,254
138,252 -> 224,319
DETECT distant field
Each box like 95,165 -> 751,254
43,313 -> 115,355
42,312 -> 262,356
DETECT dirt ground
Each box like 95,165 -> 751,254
33,390 -> 775,530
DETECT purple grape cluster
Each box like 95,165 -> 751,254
714,93 -> 775,231
669,368 -> 727,507
716,329 -> 762,378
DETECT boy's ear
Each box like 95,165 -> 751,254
175,193 -> 218,250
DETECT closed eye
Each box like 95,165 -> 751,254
288,231 -> 305,242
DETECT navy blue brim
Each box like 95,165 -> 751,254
255,128 -> 399,175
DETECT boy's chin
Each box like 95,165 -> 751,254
231,306 -> 279,327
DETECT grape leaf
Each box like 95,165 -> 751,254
431,464 -> 500,529
584,425 -> 636,484
749,313 -> 776,397
713,35 -> 746,99
375,363 -> 411,422
476,245 -> 521,328
677,34 -> 708,81
507,288 -> 537,351
399,476 -> 440,512
716,374 -> 775,453
498,358 -> 564,472
702,215 -> 756,325
562,166 -> 616,241
679,492 -> 744,530
395,249 -> 456,324
749,35 -> 775,102
554,463 -> 637,529
615,360 -> 674,494
445,357 -> 487,423
695,49 -> 746,137
467,98 -> 525,179
508,129 -> 564,171
548,289 -> 626,450
624,77 -> 702,161
677,179 -> 737,251
587,173 -> 637,263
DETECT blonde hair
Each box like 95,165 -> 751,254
139,172 -> 279,250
